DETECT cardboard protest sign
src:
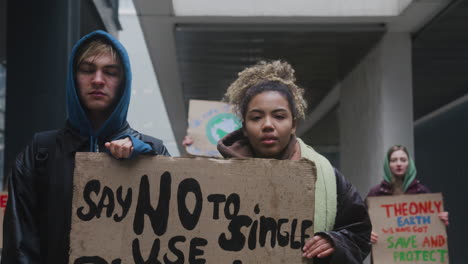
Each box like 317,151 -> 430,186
0,192 -> 7,249
367,193 -> 449,263
70,153 -> 316,264
186,99 -> 241,157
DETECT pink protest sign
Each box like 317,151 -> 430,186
0,192 -> 8,248
367,193 -> 449,263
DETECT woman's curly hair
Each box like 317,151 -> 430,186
223,60 -> 307,120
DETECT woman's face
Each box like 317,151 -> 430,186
243,91 -> 296,158
389,150 -> 409,178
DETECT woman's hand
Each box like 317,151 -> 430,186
182,136 -> 194,147
438,211 -> 449,226
302,235 -> 335,259
105,137 -> 134,159
371,231 -> 379,244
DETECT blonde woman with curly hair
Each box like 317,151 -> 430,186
216,60 -> 371,264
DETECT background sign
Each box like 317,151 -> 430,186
368,193 -> 449,263
70,153 -> 316,264
186,100 -> 241,157
0,192 -> 7,249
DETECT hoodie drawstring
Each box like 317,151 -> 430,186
89,136 -> 99,152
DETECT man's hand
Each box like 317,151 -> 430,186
371,231 -> 379,244
302,235 -> 335,259
105,137 -> 134,159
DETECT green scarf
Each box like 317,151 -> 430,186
383,153 -> 417,192
297,138 -> 337,232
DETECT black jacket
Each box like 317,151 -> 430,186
1,122 -> 170,264
314,169 -> 372,264
217,130 -> 371,263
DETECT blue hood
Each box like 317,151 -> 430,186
66,30 -> 132,149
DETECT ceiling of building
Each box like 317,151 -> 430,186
173,0 -> 468,145
133,0 -> 463,151
175,24 -> 385,122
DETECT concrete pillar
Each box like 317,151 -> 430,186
4,0 -> 80,179
0,0 -> 5,63
339,33 -> 414,196
119,4 -> 180,156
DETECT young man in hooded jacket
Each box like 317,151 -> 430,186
1,30 -> 170,263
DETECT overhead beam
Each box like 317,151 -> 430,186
387,0 -> 452,32
415,92 -> 468,127
132,0 -> 173,15
172,0 -> 413,17
297,83 -> 340,136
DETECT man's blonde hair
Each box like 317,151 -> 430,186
74,38 -> 120,71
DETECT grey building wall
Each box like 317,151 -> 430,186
5,0 -> 81,180
340,33 -> 414,196
119,1 -> 180,156
0,0 -> 5,63
0,0 -> 5,188
0,64 -> 4,185
415,100 -> 468,263
81,0 -> 108,36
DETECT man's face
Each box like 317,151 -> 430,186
76,52 -> 122,116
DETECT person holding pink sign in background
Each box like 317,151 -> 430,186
366,145 -> 449,244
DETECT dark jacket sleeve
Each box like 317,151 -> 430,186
1,140 -> 41,264
366,184 -> 382,198
152,140 -> 170,157
315,169 -> 372,264
118,131 -> 171,158
417,181 -> 431,194
138,134 -> 171,157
